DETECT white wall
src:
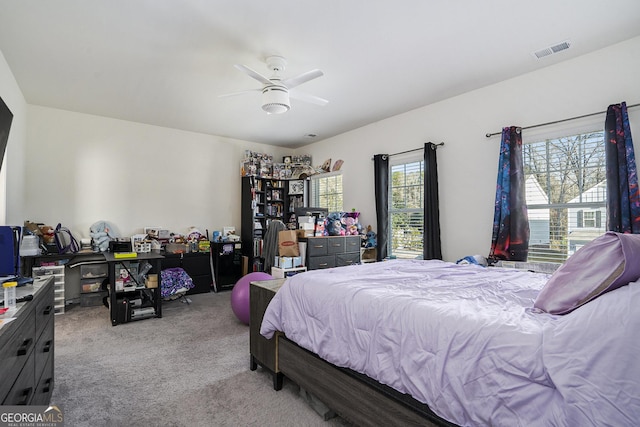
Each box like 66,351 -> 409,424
25,106 -> 288,238
0,50 -> 28,225
297,36 -> 640,262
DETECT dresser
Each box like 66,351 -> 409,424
302,236 -> 361,270
162,252 -> 213,294
0,276 -> 55,405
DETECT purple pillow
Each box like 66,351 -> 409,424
534,232 -> 640,315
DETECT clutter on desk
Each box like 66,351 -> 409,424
19,219 -> 240,258
90,220 -> 119,252
20,235 -> 40,256
3,281 -> 17,309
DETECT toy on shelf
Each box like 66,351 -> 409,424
364,225 -> 377,248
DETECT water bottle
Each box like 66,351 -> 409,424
3,281 -> 17,309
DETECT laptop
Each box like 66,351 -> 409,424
0,226 -> 33,286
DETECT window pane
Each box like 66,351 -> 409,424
389,159 -> 424,259
312,174 -> 343,212
524,130 -> 606,262
390,212 -> 423,259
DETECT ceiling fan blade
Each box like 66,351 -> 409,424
289,90 -> 329,106
234,64 -> 273,86
218,88 -> 261,98
282,69 -> 324,89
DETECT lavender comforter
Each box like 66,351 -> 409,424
261,259 -> 640,426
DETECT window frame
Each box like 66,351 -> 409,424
388,153 -> 424,259
310,171 -> 343,212
522,120 -> 607,262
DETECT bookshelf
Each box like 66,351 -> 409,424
241,176 -> 308,272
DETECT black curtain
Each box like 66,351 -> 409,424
604,101 -> 640,233
488,126 -> 529,262
423,143 -> 442,260
373,154 -> 389,261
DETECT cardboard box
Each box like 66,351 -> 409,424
299,216 -> 316,225
275,256 -> 294,269
296,229 -> 313,238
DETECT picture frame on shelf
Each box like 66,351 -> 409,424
288,179 -> 305,195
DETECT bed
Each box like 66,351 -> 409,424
260,232 -> 640,426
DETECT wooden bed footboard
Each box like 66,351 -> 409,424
277,336 -> 457,427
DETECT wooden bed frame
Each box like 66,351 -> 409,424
277,335 -> 458,427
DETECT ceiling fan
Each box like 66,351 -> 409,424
219,55 -> 328,114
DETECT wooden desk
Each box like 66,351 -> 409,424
249,278 -> 286,390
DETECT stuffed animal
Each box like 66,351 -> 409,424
89,220 -> 118,252
327,219 -> 344,236
343,216 -> 359,235
365,228 -> 377,248
326,212 -> 345,236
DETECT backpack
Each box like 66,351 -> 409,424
54,223 -> 80,254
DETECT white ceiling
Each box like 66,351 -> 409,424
1,1 -> 639,148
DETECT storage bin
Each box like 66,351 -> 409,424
81,281 -> 103,293
80,290 -> 107,307
80,263 -> 108,279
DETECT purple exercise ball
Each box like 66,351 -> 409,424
231,271 -> 273,325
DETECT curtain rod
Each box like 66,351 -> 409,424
371,142 -> 445,160
485,102 -> 640,138
391,142 -> 444,156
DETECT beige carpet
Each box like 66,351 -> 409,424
51,291 -> 351,426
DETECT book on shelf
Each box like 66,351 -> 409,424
253,238 -> 264,257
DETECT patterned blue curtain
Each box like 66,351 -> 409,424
605,102 -> 640,233
489,126 -> 529,262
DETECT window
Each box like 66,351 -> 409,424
389,158 -> 424,259
311,172 -> 343,211
524,130 -> 606,263
578,210 -> 602,228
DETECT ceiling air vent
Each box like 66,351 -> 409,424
533,40 -> 571,59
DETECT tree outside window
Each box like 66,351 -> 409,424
524,130 -> 606,262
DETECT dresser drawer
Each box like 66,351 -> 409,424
2,350 -> 35,405
32,345 -> 54,406
35,282 -> 55,340
327,237 -> 345,254
0,305 -> 36,403
345,236 -> 362,253
307,238 -> 328,256
308,255 -> 335,270
161,255 -> 182,269
35,318 -> 54,386
182,253 -> 211,276
336,252 -> 361,267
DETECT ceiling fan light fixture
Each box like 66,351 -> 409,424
262,85 -> 290,114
